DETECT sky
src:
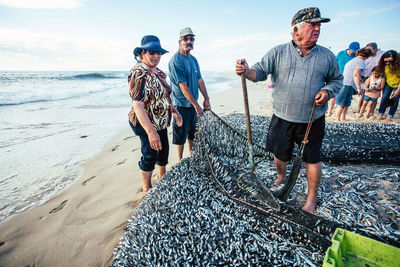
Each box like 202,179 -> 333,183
0,0 -> 399,72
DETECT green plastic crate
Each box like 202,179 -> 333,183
323,228 -> 400,267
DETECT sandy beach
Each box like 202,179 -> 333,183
0,76 -> 399,266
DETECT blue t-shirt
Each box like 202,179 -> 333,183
336,49 -> 355,73
168,52 -> 202,107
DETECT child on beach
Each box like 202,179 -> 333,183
358,67 -> 385,119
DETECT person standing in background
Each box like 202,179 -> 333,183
377,50 -> 400,122
358,67 -> 385,119
363,42 -> 385,116
364,42 -> 385,78
168,27 -> 211,161
326,42 -> 360,116
335,48 -> 372,121
337,42 -> 360,73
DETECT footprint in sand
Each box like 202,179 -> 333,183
131,148 -> 139,152
0,241 -> 5,247
124,136 -> 134,140
112,145 -> 119,152
82,175 -> 96,186
49,200 -> 68,214
124,199 -> 142,209
117,159 -> 127,165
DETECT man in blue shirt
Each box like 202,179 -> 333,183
168,27 -> 211,160
337,42 -> 360,72
327,41 -> 360,116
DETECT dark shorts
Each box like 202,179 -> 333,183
173,106 -> 197,145
129,121 -> 169,172
266,114 -> 325,164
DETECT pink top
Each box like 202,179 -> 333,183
365,76 -> 382,99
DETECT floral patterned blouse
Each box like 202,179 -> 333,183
128,63 -> 172,131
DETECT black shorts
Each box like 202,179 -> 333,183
173,106 -> 197,145
129,121 -> 169,171
266,114 -> 325,164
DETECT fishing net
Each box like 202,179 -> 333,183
113,111 -> 400,266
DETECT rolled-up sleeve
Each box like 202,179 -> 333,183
128,69 -> 146,102
252,49 -> 275,82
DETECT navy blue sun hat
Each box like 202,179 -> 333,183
133,35 -> 168,56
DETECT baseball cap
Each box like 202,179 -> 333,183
291,7 -> 330,26
349,42 -> 360,53
179,27 -> 195,39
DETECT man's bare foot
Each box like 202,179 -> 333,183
384,117 -> 392,123
377,115 -> 384,120
271,178 -> 285,194
302,200 -> 317,214
142,185 -> 152,193
273,177 -> 285,185
357,114 -> 362,118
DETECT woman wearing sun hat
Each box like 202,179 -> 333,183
128,35 -> 182,193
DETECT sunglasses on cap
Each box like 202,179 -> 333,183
182,36 -> 195,42
147,50 -> 163,55
384,60 -> 393,64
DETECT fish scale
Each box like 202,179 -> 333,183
113,111 -> 400,266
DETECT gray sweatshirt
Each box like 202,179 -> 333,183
252,42 -> 343,123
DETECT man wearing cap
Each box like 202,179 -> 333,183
337,42 -> 360,73
168,27 -> 211,161
326,41 -> 360,116
235,7 -> 343,214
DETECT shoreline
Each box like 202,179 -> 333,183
0,77 -> 399,266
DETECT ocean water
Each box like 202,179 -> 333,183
0,70 -> 236,222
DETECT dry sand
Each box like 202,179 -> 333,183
0,76 -> 398,266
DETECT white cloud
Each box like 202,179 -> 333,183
371,2 -> 400,14
332,3 -> 400,24
0,0 -> 84,9
194,32 -> 289,71
0,28 -> 132,70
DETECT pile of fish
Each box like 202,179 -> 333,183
113,112 -> 400,266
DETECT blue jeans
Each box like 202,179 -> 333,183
378,84 -> 400,118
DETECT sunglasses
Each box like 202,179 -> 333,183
147,50 -> 162,55
384,60 -> 393,64
182,36 -> 195,42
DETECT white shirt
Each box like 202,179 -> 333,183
343,57 -> 365,90
364,49 -> 385,77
